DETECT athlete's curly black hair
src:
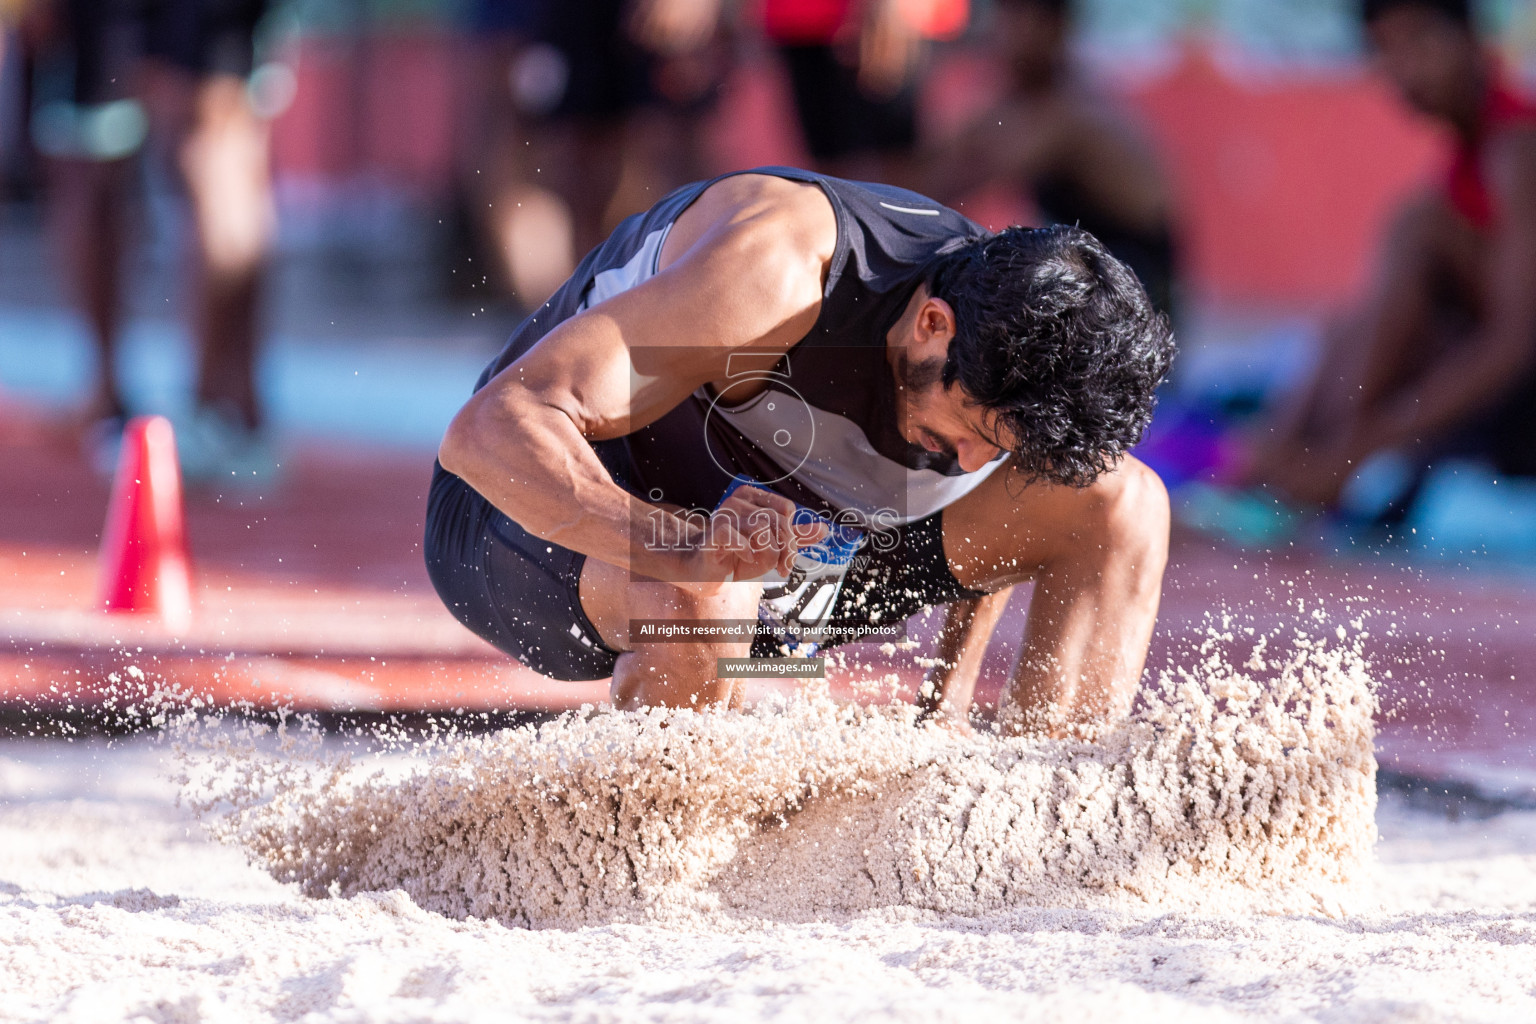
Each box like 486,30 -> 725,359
927,225 -> 1175,488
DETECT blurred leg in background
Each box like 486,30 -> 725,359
527,0 -> 629,262
452,0 -> 573,309
1257,197 -> 1470,468
606,0 -> 728,225
140,0 -> 276,480
460,0 -> 726,310
46,155 -> 132,424
25,0 -> 276,477
27,0 -> 147,442
761,0 -> 928,183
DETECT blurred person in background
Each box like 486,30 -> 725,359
1245,0 -> 1536,512
761,0 -> 967,183
917,0 -> 1176,317
0,1 -> 39,199
455,0 -> 729,309
23,0 -> 276,479
0,0 -> 25,161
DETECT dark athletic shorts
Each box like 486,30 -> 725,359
423,461 -> 985,681
142,0 -> 268,79
49,0 -> 267,107
482,0 -> 723,120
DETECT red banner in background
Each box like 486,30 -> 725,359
1128,48 -> 1444,307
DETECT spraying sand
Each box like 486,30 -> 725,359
4,634 -> 1534,1020
186,635 -> 1376,926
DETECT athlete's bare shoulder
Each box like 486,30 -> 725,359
658,172 -> 838,284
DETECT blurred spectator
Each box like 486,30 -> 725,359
455,0 -> 728,308
24,0 -> 276,479
918,0 -> 1176,316
1246,0 -> 1536,511
762,0 -> 966,182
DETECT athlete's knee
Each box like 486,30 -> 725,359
641,578 -> 763,626
612,580 -> 761,709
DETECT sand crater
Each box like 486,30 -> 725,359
180,634 -> 1377,927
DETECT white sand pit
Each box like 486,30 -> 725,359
193,636 -> 1377,925
4,634 -> 1535,1021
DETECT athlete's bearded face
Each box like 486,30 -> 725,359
897,355 -> 1006,473
888,288 -> 1010,473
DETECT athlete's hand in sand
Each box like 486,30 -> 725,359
669,484 -> 826,593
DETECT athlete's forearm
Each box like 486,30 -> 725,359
919,589 -> 1012,723
439,382 -> 681,579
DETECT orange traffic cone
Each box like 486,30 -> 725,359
97,415 -> 193,632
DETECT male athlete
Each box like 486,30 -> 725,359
1247,0 -> 1536,507
428,167 -> 1173,730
